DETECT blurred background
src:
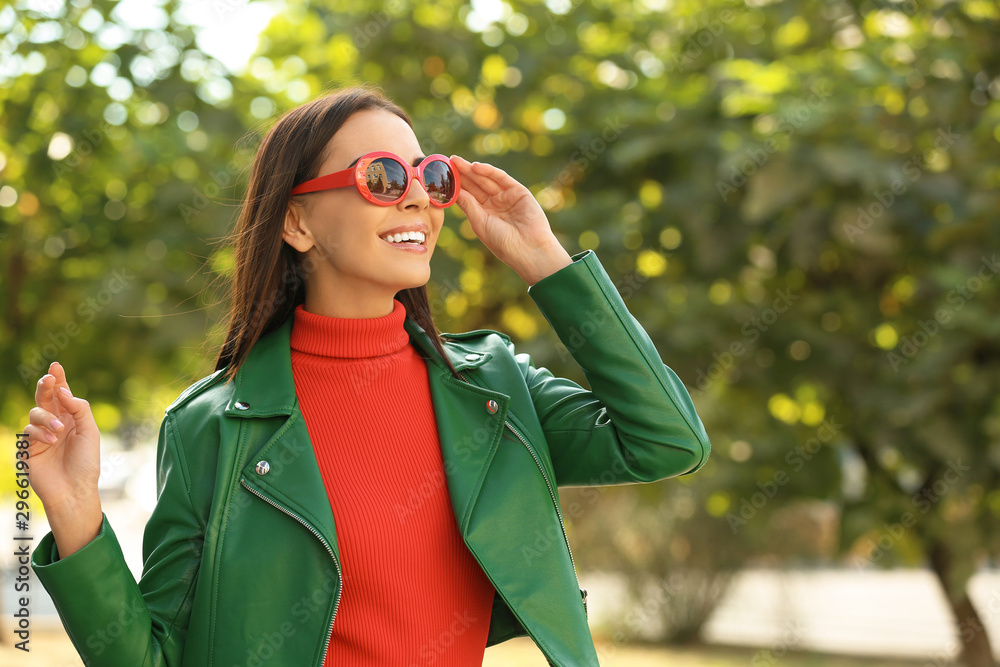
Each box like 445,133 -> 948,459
1,0 -> 999,665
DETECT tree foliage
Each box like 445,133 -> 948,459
2,0 -> 999,661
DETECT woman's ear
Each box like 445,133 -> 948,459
282,200 -> 314,252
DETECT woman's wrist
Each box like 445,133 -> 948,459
515,240 -> 573,286
46,494 -> 104,560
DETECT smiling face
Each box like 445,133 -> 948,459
282,108 -> 445,319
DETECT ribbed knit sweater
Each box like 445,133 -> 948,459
289,299 -> 496,666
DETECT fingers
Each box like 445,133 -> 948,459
24,422 -> 59,445
48,360 -> 73,397
452,155 -> 521,195
451,155 -> 515,197
28,405 -> 64,436
450,154 -> 474,171
34,369 -> 59,415
30,364 -> 68,445
53,383 -> 99,445
30,361 -> 98,446
450,156 -> 491,200
34,361 -> 73,417
454,189 -> 481,217
457,175 -> 493,204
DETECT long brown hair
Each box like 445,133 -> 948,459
210,83 -> 462,384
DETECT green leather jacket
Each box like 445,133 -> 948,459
31,248 -> 710,666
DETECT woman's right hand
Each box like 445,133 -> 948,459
24,361 -> 102,518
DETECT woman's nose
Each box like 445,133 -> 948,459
401,178 -> 431,209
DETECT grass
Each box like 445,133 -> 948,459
3,628 -> 936,666
483,637 -> 934,666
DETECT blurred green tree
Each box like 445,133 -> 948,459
1,0 -> 998,664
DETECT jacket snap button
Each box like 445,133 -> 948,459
255,460 -> 270,475
235,401 -> 250,410
465,353 -> 480,361
486,399 -> 498,414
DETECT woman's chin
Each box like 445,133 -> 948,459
388,266 -> 432,290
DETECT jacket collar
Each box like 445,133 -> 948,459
224,310 -> 490,418
225,308 -> 510,520
220,309 -> 592,663
224,309 -> 510,535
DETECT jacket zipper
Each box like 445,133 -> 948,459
239,479 -> 343,667
456,371 -> 580,582
503,418 -> 580,581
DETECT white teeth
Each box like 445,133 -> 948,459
381,231 -> 425,244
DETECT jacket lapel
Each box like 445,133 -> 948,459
404,318 -> 512,534
223,316 -> 342,563
411,321 -> 597,665
221,313 -> 507,560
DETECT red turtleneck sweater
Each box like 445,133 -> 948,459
289,299 -> 496,666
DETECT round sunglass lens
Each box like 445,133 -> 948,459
366,157 -> 407,202
422,160 -> 455,204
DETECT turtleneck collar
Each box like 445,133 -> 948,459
290,299 -> 410,359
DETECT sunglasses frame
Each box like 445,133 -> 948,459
288,151 -> 460,208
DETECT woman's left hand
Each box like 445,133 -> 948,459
449,155 -> 572,285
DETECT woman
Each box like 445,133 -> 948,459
25,84 -> 711,667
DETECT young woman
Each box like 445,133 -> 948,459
24,84 -> 711,667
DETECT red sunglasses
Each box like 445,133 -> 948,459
289,151 -> 460,207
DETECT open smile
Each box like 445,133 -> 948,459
379,230 -> 428,253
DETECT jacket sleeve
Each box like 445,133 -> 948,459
30,411 -> 203,666
518,248 -> 711,487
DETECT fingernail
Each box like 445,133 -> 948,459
41,374 -> 54,382
51,418 -> 64,430
45,432 -> 57,443
59,387 -> 72,397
